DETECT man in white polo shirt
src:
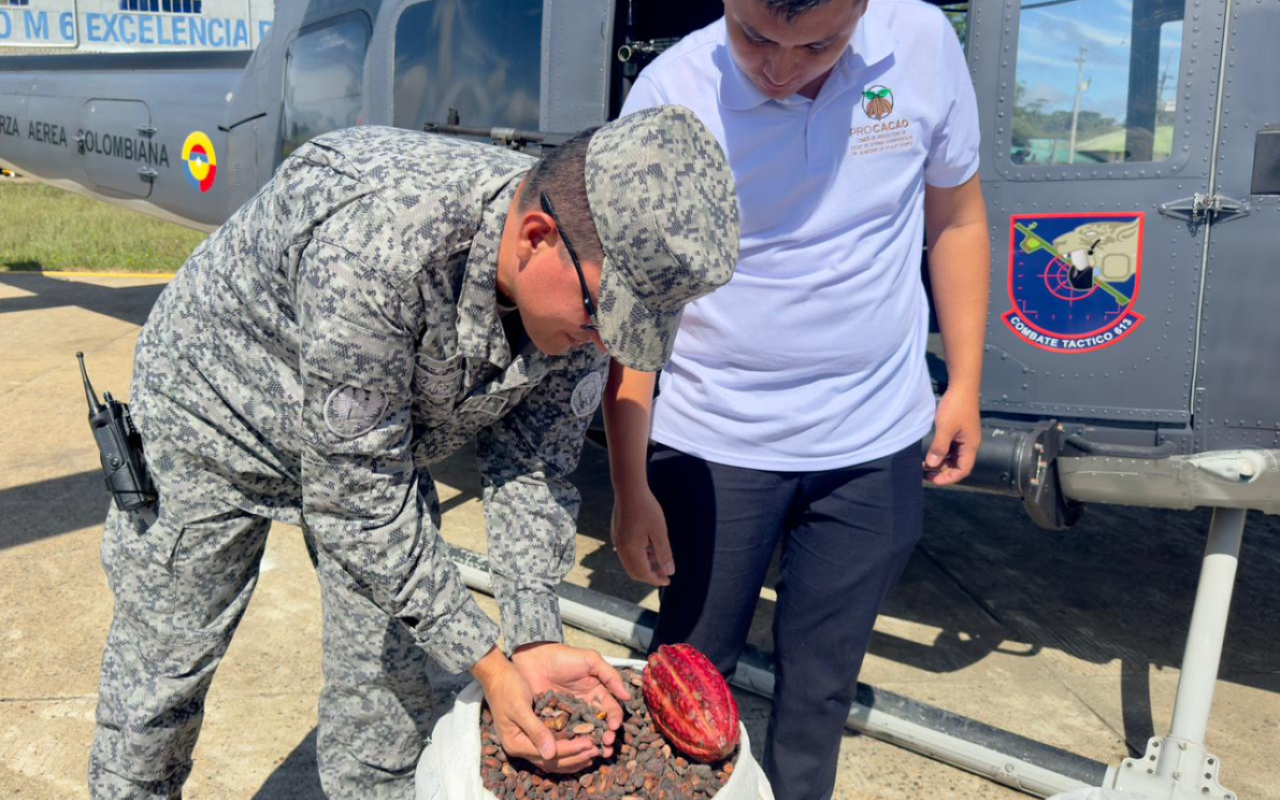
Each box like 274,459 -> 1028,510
603,0 -> 989,796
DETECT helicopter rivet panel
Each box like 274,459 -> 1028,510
77,98 -> 159,199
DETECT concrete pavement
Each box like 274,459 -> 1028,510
1,271 -> 1276,800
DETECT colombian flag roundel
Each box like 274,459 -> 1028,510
182,131 -> 217,193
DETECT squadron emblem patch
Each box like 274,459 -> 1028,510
1002,212 -> 1146,353
324,385 -> 389,438
571,371 -> 605,418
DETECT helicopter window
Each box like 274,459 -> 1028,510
392,0 -> 542,133
282,14 -> 371,159
1011,0 -> 1184,165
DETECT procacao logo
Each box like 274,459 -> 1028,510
862,85 -> 894,120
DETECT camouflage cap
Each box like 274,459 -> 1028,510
585,105 -> 739,372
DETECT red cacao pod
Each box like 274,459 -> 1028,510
642,643 -> 740,762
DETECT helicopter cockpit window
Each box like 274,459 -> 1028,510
281,15 -> 370,160
1011,0 -> 1184,165
393,0 -> 542,133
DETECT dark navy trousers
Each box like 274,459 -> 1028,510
647,441 -> 924,800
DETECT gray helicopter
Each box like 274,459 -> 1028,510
0,1 -> 1277,798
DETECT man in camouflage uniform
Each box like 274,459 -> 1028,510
89,105 -> 739,799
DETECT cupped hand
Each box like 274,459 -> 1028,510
511,642 -> 632,763
473,649 -> 601,773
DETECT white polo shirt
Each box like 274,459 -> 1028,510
621,0 -> 979,471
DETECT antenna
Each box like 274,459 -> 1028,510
77,352 -> 105,416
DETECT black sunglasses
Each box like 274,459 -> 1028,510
540,191 -> 598,332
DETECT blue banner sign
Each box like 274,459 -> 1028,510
0,2 -> 272,51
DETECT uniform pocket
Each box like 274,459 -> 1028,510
101,508 -> 183,627
413,350 -> 464,432
414,351 -> 463,402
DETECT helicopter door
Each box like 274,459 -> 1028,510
76,99 -> 155,199
1189,0 -> 1280,451
976,0 -> 1222,427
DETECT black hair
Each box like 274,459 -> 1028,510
763,0 -> 839,24
520,127 -> 605,265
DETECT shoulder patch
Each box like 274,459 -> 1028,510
324,385 -> 389,438
570,371 -> 605,418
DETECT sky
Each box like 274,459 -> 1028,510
1015,0 -> 1184,126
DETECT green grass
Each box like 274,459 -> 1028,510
0,182 -> 207,273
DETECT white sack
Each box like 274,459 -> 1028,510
417,658 -> 774,800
